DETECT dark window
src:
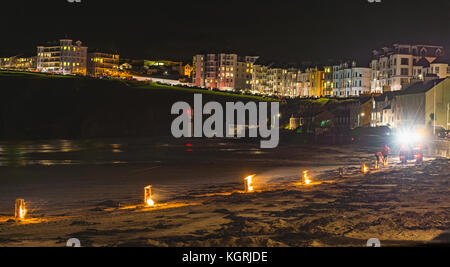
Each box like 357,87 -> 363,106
401,58 -> 409,65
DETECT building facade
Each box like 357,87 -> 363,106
251,64 -> 270,95
298,68 -> 324,98
88,52 -> 120,77
0,56 -> 36,71
391,78 -> 450,130
332,61 -> 370,97
37,39 -> 88,75
192,54 -> 258,91
370,44 -> 444,93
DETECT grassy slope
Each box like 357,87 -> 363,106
0,71 -> 276,140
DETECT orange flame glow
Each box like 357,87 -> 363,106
303,171 -> 312,185
15,199 -> 27,220
245,175 -> 255,193
362,164 -> 369,174
144,186 -> 155,207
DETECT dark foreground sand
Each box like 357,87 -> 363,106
0,147 -> 448,247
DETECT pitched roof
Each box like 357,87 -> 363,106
400,78 -> 445,95
431,57 -> 448,64
414,57 -> 431,67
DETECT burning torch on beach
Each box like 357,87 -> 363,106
244,175 -> 255,193
15,199 -> 27,221
144,186 -> 155,207
302,171 -> 312,185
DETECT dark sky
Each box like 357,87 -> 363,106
2,0 -> 450,66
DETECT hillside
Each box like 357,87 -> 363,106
0,71 -> 275,140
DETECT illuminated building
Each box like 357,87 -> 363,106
323,66 -> 333,97
37,39 -> 88,75
184,64 -> 193,78
192,53 -> 258,91
251,64 -> 270,95
298,67 -> 324,97
370,44 -> 444,93
0,56 -> 36,71
332,61 -> 370,97
88,52 -> 120,77
390,78 -> 450,130
252,66 -> 325,98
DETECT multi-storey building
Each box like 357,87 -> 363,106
267,68 -> 285,96
283,68 -> 301,97
323,66 -> 333,96
87,52 -> 120,77
192,54 -> 258,91
0,56 -> 36,71
370,44 -> 444,93
332,61 -> 370,97
251,64 -> 270,95
298,67 -> 324,97
37,39 -> 88,75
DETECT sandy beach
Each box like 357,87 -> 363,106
0,138 -> 448,247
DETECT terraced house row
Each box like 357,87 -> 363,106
192,44 -> 450,98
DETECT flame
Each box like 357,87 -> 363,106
146,198 -> 155,207
19,207 -> 27,219
245,175 -> 255,193
144,185 -> 155,207
362,164 -> 369,174
303,171 -> 312,185
15,199 -> 27,220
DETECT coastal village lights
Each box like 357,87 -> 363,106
144,186 -> 155,207
15,199 -> 27,220
245,175 -> 255,193
302,171 -> 312,185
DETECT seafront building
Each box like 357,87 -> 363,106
332,61 -> 371,97
37,39 -> 88,75
88,52 -> 120,77
370,44 -> 448,93
0,56 -> 36,71
192,53 -> 258,91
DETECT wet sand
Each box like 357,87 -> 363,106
0,139 -> 448,247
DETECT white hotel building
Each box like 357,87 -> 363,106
37,39 -> 88,75
370,44 -> 445,93
332,61 -> 371,97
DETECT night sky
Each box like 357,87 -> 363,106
2,0 -> 450,66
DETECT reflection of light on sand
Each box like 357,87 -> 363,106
194,191 -> 240,197
292,181 -> 324,187
109,202 -> 201,212
0,216 -> 72,225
